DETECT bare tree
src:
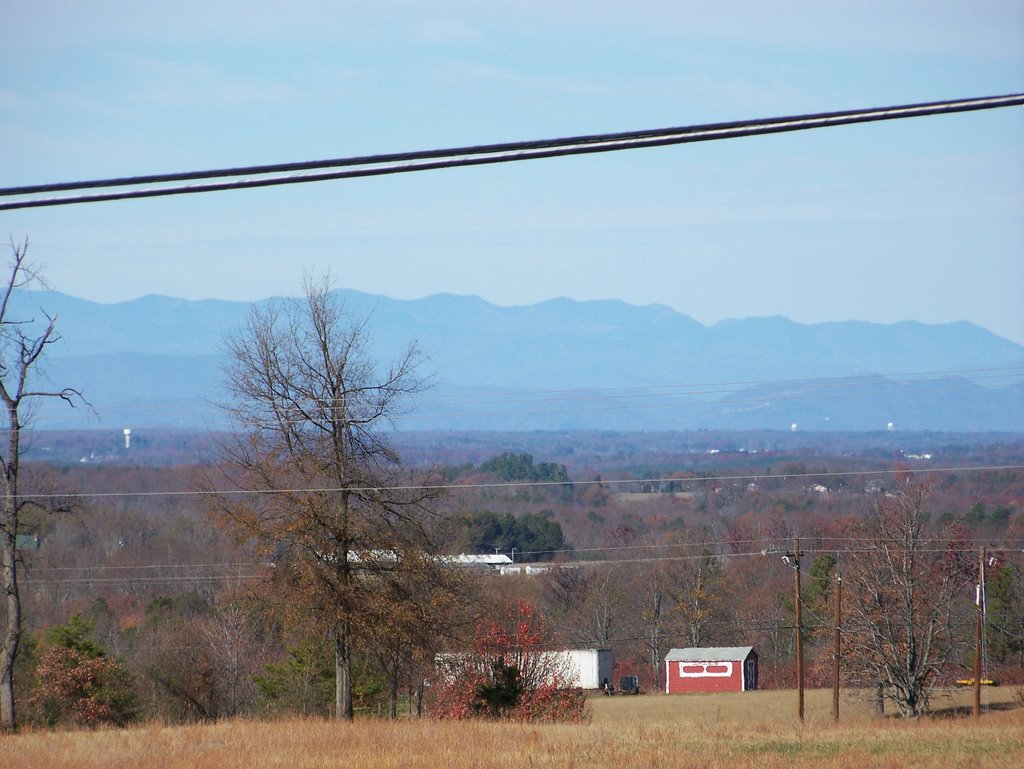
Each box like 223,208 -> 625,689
211,275 -> 458,720
539,561 -> 629,650
201,598 -> 265,717
665,542 -> 725,648
1,239 -> 82,732
634,557 -> 671,683
843,482 -> 971,717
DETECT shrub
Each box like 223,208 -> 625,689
26,613 -> 137,728
431,601 -> 588,722
29,646 -> 137,727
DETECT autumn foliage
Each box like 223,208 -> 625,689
430,601 -> 587,722
28,646 -> 136,727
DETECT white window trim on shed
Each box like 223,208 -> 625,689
664,646 -> 756,693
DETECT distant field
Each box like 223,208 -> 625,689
4,688 -> 1022,769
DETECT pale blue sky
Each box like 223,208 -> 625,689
3,1 -> 1023,342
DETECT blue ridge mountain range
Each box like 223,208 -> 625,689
11,289 -> 1024,433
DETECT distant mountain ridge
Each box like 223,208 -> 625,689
11,289 -> 1024,432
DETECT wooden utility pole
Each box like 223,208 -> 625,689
787,537 -> 805,723
974,545 -> 985,720
832,574 -> 842,721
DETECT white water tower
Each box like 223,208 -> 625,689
123,428 -> 132,449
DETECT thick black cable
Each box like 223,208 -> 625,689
2,93 -> 1021,210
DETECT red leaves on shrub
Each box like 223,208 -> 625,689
431,601 -> 588,722
29,646 -> 136,727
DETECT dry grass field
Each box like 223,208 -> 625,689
3,687 -> 1022,769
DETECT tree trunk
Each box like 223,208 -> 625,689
1,527 -> 19,733
388,653 -> 399,720
649,626 -> 661,684
647,585 -> 662,682
1,415 -> 21,734
334,627 -> 353,720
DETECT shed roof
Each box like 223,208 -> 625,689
665,646 -> 754,662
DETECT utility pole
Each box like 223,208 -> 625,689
974,545 -> 986,720
786,537 -> 804,723
832,574 -> 841,722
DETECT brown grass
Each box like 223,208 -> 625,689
4,688 -> 1022,769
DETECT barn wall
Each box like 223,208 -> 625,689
666,658 -> 744,693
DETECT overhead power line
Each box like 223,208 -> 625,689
24,536 -> 1022,574
21,543 -> 1024,587
14,463 -> 1024,502
1,93 -> 1021,210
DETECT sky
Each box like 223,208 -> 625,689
3,1 -> 1024,343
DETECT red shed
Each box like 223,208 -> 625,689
664,646 -> 758,694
